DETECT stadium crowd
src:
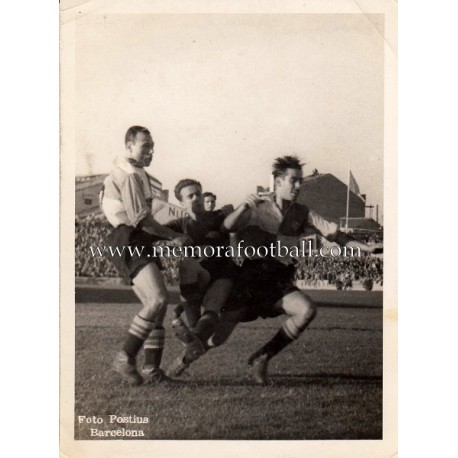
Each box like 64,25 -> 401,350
294,254 -> 383,288
75,214 -> 383,288
75,214 -> 118,278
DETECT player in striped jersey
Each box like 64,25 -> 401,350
100,126 -> 191,385
219,155 -> 382,384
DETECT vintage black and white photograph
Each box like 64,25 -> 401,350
61,0 -> 397,455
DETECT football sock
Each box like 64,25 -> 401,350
207,317 -> 240,348
205,336 -> 216,349
173,303 -> 185,317
143,327 -> 165,368
182,302 -> 201,328
193,311 -> 219,342
180,282 -> 203,328
123,314 -> 156,358
253,328 -> 295,361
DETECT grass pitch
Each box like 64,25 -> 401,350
75,288 -> 382,440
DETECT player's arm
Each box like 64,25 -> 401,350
345,239 -> 383,254
213,204 -> 234,233
307,210 -> 383,253
121,174 -> 191,244
162,218 -> 197,245
222,194 -> 262,232
219,204 -> 235,217
141,215 -> 191,244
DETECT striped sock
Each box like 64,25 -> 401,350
123,314 -> 156,358
143,327 -> 165,368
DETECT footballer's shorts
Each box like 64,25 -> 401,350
222,259 -> 299,322
106,225 -> 163,282
200,257 -> 240,283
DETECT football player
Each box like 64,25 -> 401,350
163,179 -> 238,376
100,126 -> 191,385
202,192 -> 217,212
220,155 -> 383,384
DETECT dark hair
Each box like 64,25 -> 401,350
125,126 -> 151,145
272,155 -> 304,179
174,179 -> 202,201
202,192 -> 216,200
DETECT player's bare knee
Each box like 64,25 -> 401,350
307,300 -> 317,320
141,292 -> 169,320
297,299 -> 316,326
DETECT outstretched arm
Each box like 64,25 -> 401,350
308,210 -> 383,253
346,240 -> 383,254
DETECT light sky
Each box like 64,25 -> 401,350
75,13 -> 384,215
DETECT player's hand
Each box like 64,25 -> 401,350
220,204 -> 235,216
243,194 -> 263,209
170,235 -> 193,246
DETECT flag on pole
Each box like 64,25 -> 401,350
346,170 -> 362,232
349,171 -> 361,196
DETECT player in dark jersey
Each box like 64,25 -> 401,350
219,155 -> 383,384
164,179 -> 238,377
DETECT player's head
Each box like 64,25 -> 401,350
124,126 -> 154,167
272,155 -> 304,202
175,179 -> 203,214
202,192 -> 216,212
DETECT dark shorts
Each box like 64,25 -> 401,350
106,225 -> 162,282
200,257 -> 240,282
222,259 -> 299,321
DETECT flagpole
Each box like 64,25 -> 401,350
345,169 -> 350,233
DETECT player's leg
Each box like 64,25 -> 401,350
192,278 -> 233,343
177,259 -> 210,327
166,308 -> 242,380
248,290 -> 317,385
166,279 -> 234,378
113,263 -> 169,385
206,308 -> 244,349
132,283 -> 169,383
175,295 -> 200,328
